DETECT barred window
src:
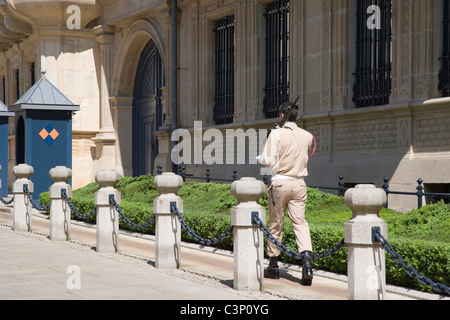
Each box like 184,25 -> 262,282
353,0 -> 392,108
213,16 -> 235,125
439,0 -> 450,96
15,69 -> 19,101
30,62 -> 35,85
263,0 -> 290,119
2,76 -> 5,102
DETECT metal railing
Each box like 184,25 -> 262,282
308,175 -> 348,196
283,175 -> 450,209
382,177 -> 450,209
159,165 -> 241,183
161,167 -> 450,209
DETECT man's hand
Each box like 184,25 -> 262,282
256,154 -> 266,165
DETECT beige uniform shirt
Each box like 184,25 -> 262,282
261,122 -> 313,178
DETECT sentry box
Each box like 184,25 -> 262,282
0,101 -> 13,197
10,71 -> 80,200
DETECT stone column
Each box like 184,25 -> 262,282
344,184 -> 387,300
231,177 -> 266,291
12,164 -> 33,232
234,0 -> 261,122
109,96 -> 134,177
92,25 -> 117,173
153,172 -> 183,269
95,170 -> 121,253
49,166 -> 72,241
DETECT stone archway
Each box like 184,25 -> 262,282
110,19 -> 168,177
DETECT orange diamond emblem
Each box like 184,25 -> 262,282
40,124 -> 59,145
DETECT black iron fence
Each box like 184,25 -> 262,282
159,165 -> 242,183
294,175 -> 450,209
382,177 -> 450,209
158,166 -> 450,210
308,175 -> 348,197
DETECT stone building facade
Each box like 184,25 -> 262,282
0,0 -> 449,211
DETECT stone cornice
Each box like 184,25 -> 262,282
0,2 -> 32,52
8,0 -> 102,28
299,97 -> 450,125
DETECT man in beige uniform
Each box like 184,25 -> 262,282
258,102 -> 314,285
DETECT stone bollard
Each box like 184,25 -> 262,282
344,184 -> 387,300
153,172 -> 183,269
12,164 -> 34,232
95,170 -> 121,253
231,177 -> 266,291
49,166 -> 72,241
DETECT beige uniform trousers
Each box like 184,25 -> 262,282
267,178 -> 313,257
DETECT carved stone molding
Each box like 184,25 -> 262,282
0,3 -> 32,52
0,6 -> 31,34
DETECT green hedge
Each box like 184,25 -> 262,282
38,175 -> 450,294
384,238 -> 449,292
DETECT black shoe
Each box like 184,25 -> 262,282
264,257 -> 280,279
301,251 -> 313,286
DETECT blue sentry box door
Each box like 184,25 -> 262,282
20,110 -> 73,201
0,117 -> 9,197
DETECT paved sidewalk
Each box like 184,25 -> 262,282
0,206 -> 447,301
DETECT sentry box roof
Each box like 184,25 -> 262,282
0,100 -> 13,117
9,70 -> 80,112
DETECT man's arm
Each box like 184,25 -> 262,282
259,129 -> 279,171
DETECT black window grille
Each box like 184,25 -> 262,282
15,69 -> 19,101
353,0 -> 392,108
30,62 -> 35,85
263,0 -> 290,118
213,15 -> 235,125
2,76 -> 5,102
439,0 -> 450,96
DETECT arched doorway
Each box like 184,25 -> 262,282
16,115 -> 25,165
132,39 -> 165,176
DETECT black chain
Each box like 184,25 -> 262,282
251,211 -> 346,263
0,196 -> 14,205
23,184 -> 50,212
109,194 -> 155,230
170,201 -> 233,246
61,188 -> 96,220
372,227 -> 450,296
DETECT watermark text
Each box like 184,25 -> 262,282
66,265 -> 81,290
171,121 -> 267,166
367,5 -> 381,30
66,5 -> 81,30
